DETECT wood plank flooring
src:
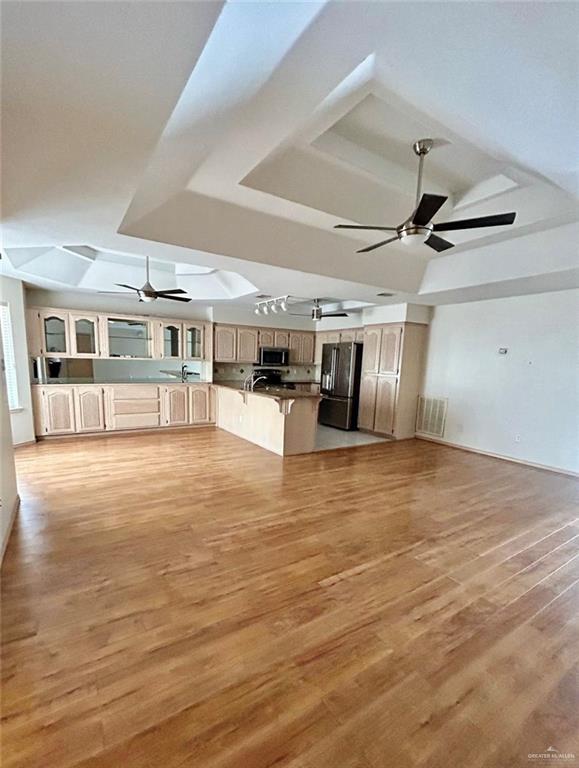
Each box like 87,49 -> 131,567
2,429 -> 578,768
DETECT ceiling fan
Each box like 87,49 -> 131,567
290,298 -> 348,321
99,255 -> 191,302
334,138 -> 516,253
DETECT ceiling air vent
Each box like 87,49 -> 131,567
416,396 -> 448,438
377,292 -> 395,297
255,294 -> 271,300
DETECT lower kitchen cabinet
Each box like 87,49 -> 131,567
357,374 -> 378,431
373,376 -> 397,435
74,386 -> 105,432
163,385 -> 189,426
189,385 -> 211,424
105,385 -> 163,431
32,383 -> 217,437
35,386 -> 76,435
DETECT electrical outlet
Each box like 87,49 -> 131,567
515,434 -> 521,443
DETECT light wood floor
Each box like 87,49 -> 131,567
2,430 -> 579,768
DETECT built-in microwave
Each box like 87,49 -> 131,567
259,347 -> 289,366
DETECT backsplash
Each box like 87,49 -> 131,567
213,363 -> 320,383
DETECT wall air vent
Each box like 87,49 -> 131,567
416,396 -> 448,438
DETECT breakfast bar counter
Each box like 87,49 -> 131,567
213,383 -> 321,456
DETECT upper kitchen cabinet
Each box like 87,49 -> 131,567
69,314 -> 100,357
104,317 -> 152,358
26,309 -> 43,357
40,310 -> 70,356
274,330 -> 290,347
184,324 -> 204,360
301,333 -> 314,364
214,325 -> 237,362
379,324 -> 402,375
237,327 -> 259,363
258,329 -> 275,347
361,327 -> 382,373
289,332 -> 315,364
159,322 -> 182,359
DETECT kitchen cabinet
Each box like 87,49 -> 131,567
289,332 -> 315,364
38,386 -> 76,434
184,324 -> 204,360
69,314 -> 100,357
362,327 -> 382,373
379,324 -> 402,374
258,329 -> 275,347
214,325 -> 237,362
104,385 -> 162,430
237,327 -> 259,363
301,333 -> 315,364
373,376 -> 397,435
40,310 -> 70,356
338,330 -> 356,343
163,385 -> 189,426
157,322 -> 182,359
189,385 -> 211,424
289,333 -> 302,364
26,309 -> 43,357
355,329 -> 365,342
74,386 -> 105,432
104,317 -> 152,359
274,330 -> 290,347
357,375 -> 378,431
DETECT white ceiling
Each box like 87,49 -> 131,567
1,1 -> 578,310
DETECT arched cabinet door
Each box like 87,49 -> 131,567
160,323 -> 182,359
184,324 -> 204,359
40,387 -> 76,434
69,314 -> 100,357
40,311 -> 70,356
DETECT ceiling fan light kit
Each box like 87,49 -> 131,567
334,138 -> 516,253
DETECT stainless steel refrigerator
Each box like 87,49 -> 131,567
318,342 -> 363,430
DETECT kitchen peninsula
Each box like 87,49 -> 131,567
214,383 -> 321,456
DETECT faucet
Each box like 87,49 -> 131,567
250,375 -> 267,391
181,363 -> 189,383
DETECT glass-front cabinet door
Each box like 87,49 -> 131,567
184,324 -> 203,359
40,311 -> 70,356
106,317 -> 151,358
161,323 -> 182,359
69,314 -> 99,357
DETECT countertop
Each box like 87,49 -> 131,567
32,378 -> 212,386
213,382 -> 321,400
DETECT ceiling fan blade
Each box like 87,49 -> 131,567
425,234 -> 454,252
356,236 -> 399,253
115,283 -> 140,291
320,312 -> 349,318
288,313 -> 311,317
432,212 -> 516,231
412,193 -> 448,226
334,225 -> 397,231
161,295 -> 191,303
98,291 -> 136,295
154,288 -> 187,295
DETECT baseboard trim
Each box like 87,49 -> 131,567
415,435 -> 579,478
14,439 -> 37,449
1,495 -> 20,565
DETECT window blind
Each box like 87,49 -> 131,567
0,303 -> 20,411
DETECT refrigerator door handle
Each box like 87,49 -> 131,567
330,347 -> 338,392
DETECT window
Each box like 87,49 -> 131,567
0,303 -> 20,411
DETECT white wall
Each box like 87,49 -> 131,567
422,289 -> 579,474
212,304 -> 314,330
0,330 -> 19,561
316,303 -> 432,331
0,277 -> 35,444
